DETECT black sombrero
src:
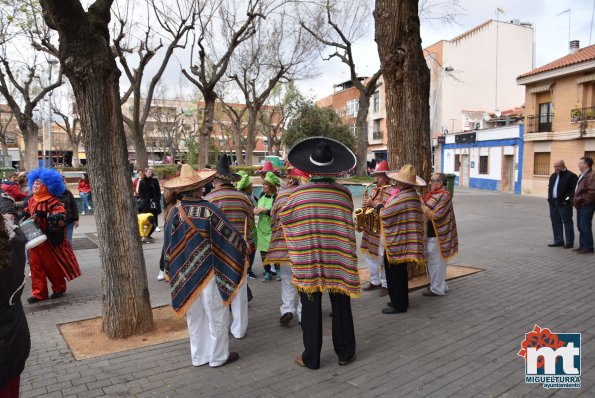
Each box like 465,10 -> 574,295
214,154 -> 240,182
287,137 -> 356,176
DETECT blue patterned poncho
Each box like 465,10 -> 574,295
163,198 -> 248,316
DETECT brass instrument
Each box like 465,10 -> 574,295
354,184 -> 381,233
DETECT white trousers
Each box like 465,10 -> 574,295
426,237 -> 449,295
366,239 -> 387,288
280,265 -> 299,317
230,281 -> 248,339
186,277 -> 230,367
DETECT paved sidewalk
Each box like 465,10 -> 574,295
19,188 -> 593,397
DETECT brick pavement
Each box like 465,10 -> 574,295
18,188 -> 593,397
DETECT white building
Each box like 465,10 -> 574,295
426,19 -> 534,144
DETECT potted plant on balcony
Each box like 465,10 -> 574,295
571,105 -> 582,123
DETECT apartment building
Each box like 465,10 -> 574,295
517,42 -> 595,197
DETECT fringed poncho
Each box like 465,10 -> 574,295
263,189 -> 292,266
164,199 -> 247,316
423,188 -> 458,260
360,184 -> 392,257
380,186 -> 425,265
279,180 -> 360,298
204,185 -> 256,251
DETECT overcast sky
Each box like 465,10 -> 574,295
297,0 -> 595,100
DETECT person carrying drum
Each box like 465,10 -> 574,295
24,168 -> 81,304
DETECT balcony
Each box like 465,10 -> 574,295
526,113 -> 554,133
571,106 -> 595,123
372,130 -> 383,140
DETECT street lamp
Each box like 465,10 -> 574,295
46,58 -> 59,167
430,66 -> 454,169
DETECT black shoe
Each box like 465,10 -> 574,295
212,352 -> 239,368
386,302 -> 394,308
280,312 -> 294,324
382,306 -> 406,314
50,291 -> 65,299
27,296 -> 44,304
338,354 -> 356,366
564,244 -> 573,249
547,243 -> 563,247
248,272 -> 257,280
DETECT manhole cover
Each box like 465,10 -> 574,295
71,237 -> 98,250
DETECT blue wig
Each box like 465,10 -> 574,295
27,168 -> 67,196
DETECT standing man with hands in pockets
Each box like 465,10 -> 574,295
547,160 -> 578,249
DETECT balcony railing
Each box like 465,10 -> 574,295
526,113 -> 554,133
372,130 -> 383,140
571,106 -> 595,123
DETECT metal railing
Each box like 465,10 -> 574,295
372,130 -> 383,140
571,106 -> 595,122
526,113 -> 554,133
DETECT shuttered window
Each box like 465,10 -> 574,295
479,155 -> 489,174
533,152 -> 550,176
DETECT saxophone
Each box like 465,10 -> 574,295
354,184 -> 380,233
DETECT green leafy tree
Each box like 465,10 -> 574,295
283,102 -> 355,151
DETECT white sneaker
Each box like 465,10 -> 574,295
155,227 -> 162,232
81,211 -> 86,216
157,270 -> 165,281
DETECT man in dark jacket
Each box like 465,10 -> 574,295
138,168 -> 162,231
573,157 -> 595,254
547,160 -> 578,248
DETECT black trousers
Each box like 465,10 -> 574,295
299,291 -> 356,369
384,255 -> 409,312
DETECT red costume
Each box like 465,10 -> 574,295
26,185 -> 81,301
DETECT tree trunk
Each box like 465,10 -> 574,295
355,92 -> 371,177
130,123 -> 149,170
375,0 -> 430,279
0,137 -> 9,167
19,119 -> 40,171
244,109 -> 258,166
71,138 -> 80,167
200,96 -> 216,167
233,121 -> 244,166
40,0 -> 154,338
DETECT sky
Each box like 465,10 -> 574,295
297,0 -> 595,100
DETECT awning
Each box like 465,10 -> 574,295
528,84 -> 552,94
77,152 -> 86,160
577,74 -> 595,84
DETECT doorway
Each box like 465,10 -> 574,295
460,154 -> 470,187
501,155 -> 514,192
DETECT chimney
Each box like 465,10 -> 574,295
569,40 -> 580,54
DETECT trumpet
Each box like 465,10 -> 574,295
354,184 -> 380,233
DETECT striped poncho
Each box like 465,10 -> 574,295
204,185 -> 255,251
263,188 -> 292,266
279,179 -> 360,298
163,198 -> 247,316
423,188 -> 458,259
360,184 -> 392,257
380,186 -> 425,265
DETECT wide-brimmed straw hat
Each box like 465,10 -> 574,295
287,137 -> 356,176
371,160 -> 390,175
162,164 -> 216,192
386,164 -> 426,187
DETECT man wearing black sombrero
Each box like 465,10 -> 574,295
279,137 -> 360,369
204,154 -> 255,339
162,164 -> 248,367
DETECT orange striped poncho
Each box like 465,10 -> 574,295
279,179 -> 360,298
380,186 -> 425,265
422,188 -> 458,260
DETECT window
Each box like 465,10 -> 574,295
372,119 -> 381,139
373,91 -> 380,113
479,155 -> 489,174
346,99 -> 359,117
349,124 -> 357,135
533,152 -> 550,176
454,154 -> 460,172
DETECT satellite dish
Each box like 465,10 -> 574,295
482,112 -> 490,121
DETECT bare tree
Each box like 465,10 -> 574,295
52,95 -> 83,166
300,0 -> 381,176
112,0 -> 196,169
39,0 -> 154,339
219,100 -> 248,163
182,0 -> 276,167
150,101 -> 185,163
228,9 -> 318,166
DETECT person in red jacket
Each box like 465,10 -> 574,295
1,174 -> 27,201
77,173 -> 92,215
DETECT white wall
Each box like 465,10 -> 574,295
437,20 -> 533,135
